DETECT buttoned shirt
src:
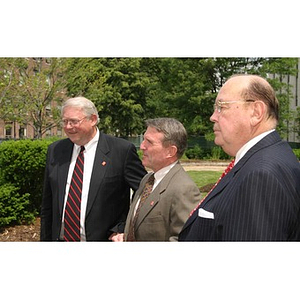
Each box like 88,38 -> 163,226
60,129 -> 99,241
133,161 -> 178,216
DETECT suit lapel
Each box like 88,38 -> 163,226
57,140 -> 73,217
202,132 -> 281,207
181,131 -> 282,232
135,163 -> 182,230
135,188 -> 160,229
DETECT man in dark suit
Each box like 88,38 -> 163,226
179,74 -> 300,241
40,96 -> 147,241
111,118 -> 201,242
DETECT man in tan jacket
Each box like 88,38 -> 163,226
110,118 -> 201,242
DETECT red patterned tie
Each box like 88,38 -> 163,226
189,159 -> 235,216
63,146 -> 85,241
127,173 -> 155,241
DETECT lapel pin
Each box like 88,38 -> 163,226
102,161 -> 106,166
150,201 -> 154,206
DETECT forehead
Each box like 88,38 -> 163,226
63,106 -> 85,117
144,126 -> 164,141
217,77 -> 248,100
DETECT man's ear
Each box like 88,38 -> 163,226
166,145 -> 178,158
90,114 -> 98,126
250,101 -> 266,126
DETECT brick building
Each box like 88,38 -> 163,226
0,57 -> 66,141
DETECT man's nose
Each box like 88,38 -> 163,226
140,140 -> 146,149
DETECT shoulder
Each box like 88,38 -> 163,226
165,163 -> 198,187
99,133 -> 137,154
48,138 -> 72,150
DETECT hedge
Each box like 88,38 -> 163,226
0,139 -> 298,228
0,138 -> 58,227
0,183 -> 33,227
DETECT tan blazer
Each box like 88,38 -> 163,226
124,162 -> 201,241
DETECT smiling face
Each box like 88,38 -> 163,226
62,106 -> 98,146
140,126 -> 177,173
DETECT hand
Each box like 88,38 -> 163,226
109,233 -> 124,242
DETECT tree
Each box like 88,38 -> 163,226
258,57 -> 299,139
64,58 -> 150,136
139,58 -> 217,135
0,58 -> 66,138
16,58 -> 66,138
63,57 -> 299,139
0,58 -> 28,127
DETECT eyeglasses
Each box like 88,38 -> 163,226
61,117 -> 87,127
213,99 -> 255,113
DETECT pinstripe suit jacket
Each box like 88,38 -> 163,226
179,131 -> 300,241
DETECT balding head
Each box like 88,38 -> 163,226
227,74 -> 279,123
210,74 -> 279,156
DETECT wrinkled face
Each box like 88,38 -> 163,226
210,78 -> 253,157
62,106 -> 97,146
140,126 -> 172,172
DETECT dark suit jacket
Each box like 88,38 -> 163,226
179,131 -> 300,241
40,132 -> 147,241
124,162 -> 201,241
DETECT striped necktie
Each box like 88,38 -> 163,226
63,146 -> 85,241
126,173 -> 155,241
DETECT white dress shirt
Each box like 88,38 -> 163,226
61,129 -> 99,241
235,129 -> 275,165
133,161 -> 178,216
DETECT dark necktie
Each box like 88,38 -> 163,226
189,159 -> 235,216
63,146 -> 85,241
127,173 -> 155,241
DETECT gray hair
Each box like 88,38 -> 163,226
145,118 -> 187,158
61,96 -> 100,124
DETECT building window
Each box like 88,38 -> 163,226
19,126 -> 27,138
5,123 -> 13,138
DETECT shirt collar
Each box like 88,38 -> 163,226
235,129 -> 275,165
74,128 -> 99,153
154,161 -> 178,182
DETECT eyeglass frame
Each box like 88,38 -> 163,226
61,116 -> 87,127
213,99 -> 255,113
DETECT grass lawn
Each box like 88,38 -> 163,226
187,170 -> 222,189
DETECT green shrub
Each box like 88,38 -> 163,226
0,139 -> 55,218
293,149 -> 300,160
137,149 -> 143,160
210,146 -> 222,160
185,145 -> 204,159
0,183 -> 34,227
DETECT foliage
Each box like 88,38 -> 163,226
209,146 -> 231,160
0,139 -> 55,220
293,149 -> 300,160
185,145 -> 205,159
0,183 -> 34,228
0,58 -> 66,138
63,58 -> 149,136
0,57 -> 299,140
185,145 -> 230,160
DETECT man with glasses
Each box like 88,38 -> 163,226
179,74 -> 300,241
40,97 -> 147,241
